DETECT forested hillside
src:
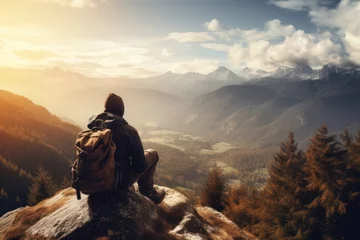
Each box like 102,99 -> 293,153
0,90 -> 81,215
200,126 -> 360,239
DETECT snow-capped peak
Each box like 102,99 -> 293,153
207,66 -> 243,82
239,67 -> 268,79
269,64 -> 314,80
292,64 -> 313,75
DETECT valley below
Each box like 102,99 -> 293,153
138,122 -> 271,196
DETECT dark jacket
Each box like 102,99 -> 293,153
88,112 -> 148,188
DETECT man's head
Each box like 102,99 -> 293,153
104,93 -> 125,117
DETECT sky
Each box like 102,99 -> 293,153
0,0 -> 359,77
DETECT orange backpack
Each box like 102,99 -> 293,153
71,128 -> 118,200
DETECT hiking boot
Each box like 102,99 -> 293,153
141,187 -> 165,204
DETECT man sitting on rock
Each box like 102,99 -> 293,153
89,93 -> 165,204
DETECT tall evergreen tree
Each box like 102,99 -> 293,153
0,189 -> 10,216
339,129 -> 360,239
254,132 -> 308,239
27,167 -> 57,206
200,167 -> 228,212
351,130 -> 360,169
224,185 -> 260,228
306,125 -> 348,239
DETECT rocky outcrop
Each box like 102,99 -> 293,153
0,186 -> 257,240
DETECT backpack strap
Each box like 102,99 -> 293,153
76,187 -> 81,200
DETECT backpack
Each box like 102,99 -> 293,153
71,127 -> 118,200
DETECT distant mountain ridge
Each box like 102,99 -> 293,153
165,75 -> 360,148
1,63 -> 359,127
143,63 -> 360,84
0,68 -> 185,127
130,63 -> 360,97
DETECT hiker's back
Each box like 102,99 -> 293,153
110,124 -> 136,188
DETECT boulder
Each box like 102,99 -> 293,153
0,186 -> 257,240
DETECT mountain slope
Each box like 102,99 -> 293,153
0,68 -> 184,127
166,78 -> 360,147
0,90 -> 81,214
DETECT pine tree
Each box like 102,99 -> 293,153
59,176 -> 71,189
27,167 -> 57,206
306,125 -> 348,239
224,185 -> 260,228
351,130 -> 360,169
254,132 -> 307,239
339,129 -> 360,239
200,167 -> 228,212
15,196 -> 22,207
0,189 -> 10,215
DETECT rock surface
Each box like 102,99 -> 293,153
0,186 -> 257,240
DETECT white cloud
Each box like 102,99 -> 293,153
228,30 -> 342,71
270,0 -> 360,65
240,19 -> 296,42
205,19 -> 221,31
161,48 -> 172,57
165,32 -> 215,43
309,0 -> 360,65
200,43 -> 231,52
39,0 -> 107,8
199,18 -> 342,70
269,0 -> 322,11
209,19 -> 295,42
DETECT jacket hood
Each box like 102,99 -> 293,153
104,93 -> 125,117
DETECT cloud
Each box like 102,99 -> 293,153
199,17 -> 360,70
0,24 -> 159,77
14,50 -> 57,61
309,0 -> 360,65
50,60 -> 106,71
200,43 -> 231,52
38,0 -> 107,8
165,32 -> 215,43
205,19 -> 221,31
239,19 -> 296,42
270,0 -> 360,66
161,48 -> 172,57
210,19 -> 295,42
0,25 -> 55,41
268,0 -> 322,11
227,30 -> 342,70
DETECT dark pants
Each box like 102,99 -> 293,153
122,149 -> 159,191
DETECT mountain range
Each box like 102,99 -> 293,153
1,63 -> 359,146
125,63 -> 360,97
0,68 -> 184,127
165,73 -> 360,148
